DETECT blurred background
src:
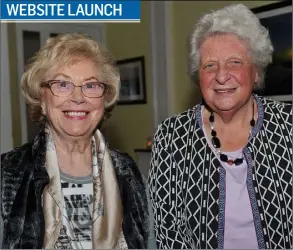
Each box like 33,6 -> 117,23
1,1 -> 291,177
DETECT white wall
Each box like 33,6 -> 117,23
1,24 -> 13,154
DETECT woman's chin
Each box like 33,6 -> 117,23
213,99 -> 238,112
61,126 -> 92,138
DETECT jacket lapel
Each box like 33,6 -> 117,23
109,149 -> 149,249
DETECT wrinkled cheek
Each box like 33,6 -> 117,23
199,73 -> 213,88
91,109 -> 104,126
199,80 -> 213,96
46,109 -> 61,126
92,99 -> 105,115
43,96 -> 56,116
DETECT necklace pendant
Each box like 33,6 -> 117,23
211,136 -> 221,148
227,159 -> 234,166
234,158 -> 244,166
220,154 -> 228,161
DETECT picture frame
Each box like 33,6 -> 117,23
116,56 -> 147,105
251,1 -> 292,102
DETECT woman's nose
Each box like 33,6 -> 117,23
215,66 -> 231,84
70,86 -> 86,104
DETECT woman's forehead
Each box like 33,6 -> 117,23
201,34 -> 248,49
45,60 -> 102,81
199,34 -> 252,60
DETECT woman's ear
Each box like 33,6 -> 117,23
253,68 -> 260,86
39,86 -> 46,115
41,102 -> 46,116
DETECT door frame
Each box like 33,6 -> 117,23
148,2 -> 174,130
1,23 -> 13,153
15,23 -> 105,144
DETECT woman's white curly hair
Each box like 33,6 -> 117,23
188,3 -> 274,89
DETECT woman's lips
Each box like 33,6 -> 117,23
214,88 -> 237,94
63,111 -> 89,120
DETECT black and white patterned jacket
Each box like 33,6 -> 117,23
149,96 -> 292,249
1,127 -> 149,249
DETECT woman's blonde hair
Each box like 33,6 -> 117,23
21,33 -> 120,122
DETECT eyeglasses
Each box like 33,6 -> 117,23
42,80 -> 107,98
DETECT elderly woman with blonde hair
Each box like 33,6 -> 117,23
1,33 -> 149,249
149,3 -> 292,249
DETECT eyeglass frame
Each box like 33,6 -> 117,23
41,80 -> 108,98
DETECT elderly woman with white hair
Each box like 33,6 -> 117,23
1,33 -> 149,249
149,3 -> 292,249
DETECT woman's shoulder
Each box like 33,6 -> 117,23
160,106 -> 198,129
1,143 -> 35,213
259,95 -> 292,117
1,142 -> 33,170
109,149 -> 145,180
1,143 -> 36,198
153,105 -> 200,143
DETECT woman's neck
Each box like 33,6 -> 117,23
52,130 -> 93,177
203,96 -> 257,152
208,96 -> 255,128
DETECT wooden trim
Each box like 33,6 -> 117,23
134,149 -> 151,153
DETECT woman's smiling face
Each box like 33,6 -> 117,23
42,59 -> 105,139
199,33 -> 259,113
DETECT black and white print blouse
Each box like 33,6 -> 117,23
148,95 -> 292,249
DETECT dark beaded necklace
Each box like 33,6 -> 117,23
209,102 -> 255,166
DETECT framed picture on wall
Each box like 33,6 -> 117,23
116,56 -> 147,105
251,0 -> 292,102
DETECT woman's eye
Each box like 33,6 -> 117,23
205,64 -> 214,68
85,83 -> 104,90
60,82 -> 67,87
203,63 -> 217,70
230,60 -> 242,65
55,80 -> 69,87
85,83 -> 97,89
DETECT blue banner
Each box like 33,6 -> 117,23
1,0 -> 140,22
